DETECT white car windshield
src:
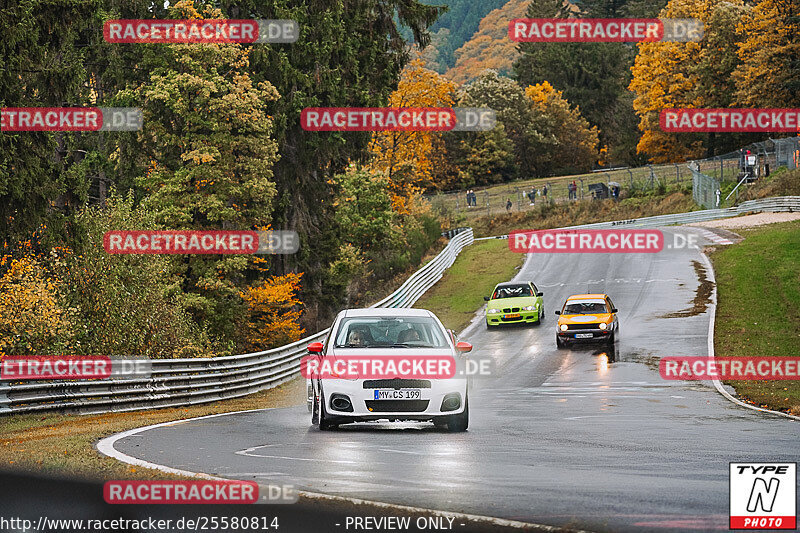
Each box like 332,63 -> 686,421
334,316 -> 449,348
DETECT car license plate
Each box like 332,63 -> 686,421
374,389 -> 421,400
503,313 -> 521,319
575,333 -> 593,339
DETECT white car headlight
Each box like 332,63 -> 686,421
522,305 -> 536,311
599,322 -> 607,330
559,324 -> 568,331
487,308 -> 501,314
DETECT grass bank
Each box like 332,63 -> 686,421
414,239 -> 524,332
0,378 -> 305,480
469,189 -> 697,238
710,219 -> 800,415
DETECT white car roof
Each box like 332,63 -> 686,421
341,308 -> 434,318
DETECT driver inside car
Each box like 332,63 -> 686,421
396,328 -> 421,343
347,329 -> 367,347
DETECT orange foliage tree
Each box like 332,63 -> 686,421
629,0 -> 747,162
733,0 -> 800,107
525,81 -> 599,173
240,273 -> 305,351
369,58 -> 455,203
0,256 -> 75,356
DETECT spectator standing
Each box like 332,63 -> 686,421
465,190 -> 471,208
506,198 -> 512,212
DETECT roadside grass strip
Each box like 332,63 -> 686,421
709,219 -> 800,415
413,239 -> 524,332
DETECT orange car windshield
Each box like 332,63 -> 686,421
563,300 -> 608,315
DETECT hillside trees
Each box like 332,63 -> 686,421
444,0 -> 529,84
369,58 -> 456,197
525,82 -> 599,174
733,0 -> 800,108
0,0 -> 106,248
417,0 -> 509,72
629,0 -> 748,162
217,0 -> 444,323
514,0 -> 640,166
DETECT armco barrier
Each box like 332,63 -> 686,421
0,229 -> 474,416
474,196 -> 800,240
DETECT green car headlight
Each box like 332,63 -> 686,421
522,305 -> 536,311
487,308 -> 501,314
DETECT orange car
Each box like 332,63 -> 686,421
555,294 -> 619,348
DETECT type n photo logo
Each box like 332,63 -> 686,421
730,463 -> 796,529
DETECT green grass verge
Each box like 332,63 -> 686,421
469,189 -> 697,238
414,239 -> 524,332
0,378 -> 306,480
710,219 -> 800,415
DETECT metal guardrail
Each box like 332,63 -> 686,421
474,196 -> 800,239
0,229 -> 475,416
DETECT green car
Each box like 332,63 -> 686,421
484,281 -> 545,328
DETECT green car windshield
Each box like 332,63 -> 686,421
492,285 -> 533,299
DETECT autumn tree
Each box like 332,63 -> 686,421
240,273 -> 305,350
458,71 -> 547,176
219,0 -> 444,325
514,0 -> 640,165
442,123 -> 517,187
629,0 -> 748,162
525,82 -> 599,174
0,256 -> 75,356
733,0 -> 800,108
369,58 -> 456,198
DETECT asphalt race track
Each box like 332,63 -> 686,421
108,227 -> 800,532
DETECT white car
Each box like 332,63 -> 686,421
307,308 -> 472,432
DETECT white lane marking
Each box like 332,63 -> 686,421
538,278 -> 681,287
96,407 -> 586,532
563,415 -> 651,421
542,381 -> 661,386
219,472 -> 290,477
699,252 -> 800,422
96,408 -> 269,479
240,453 -> 358,464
